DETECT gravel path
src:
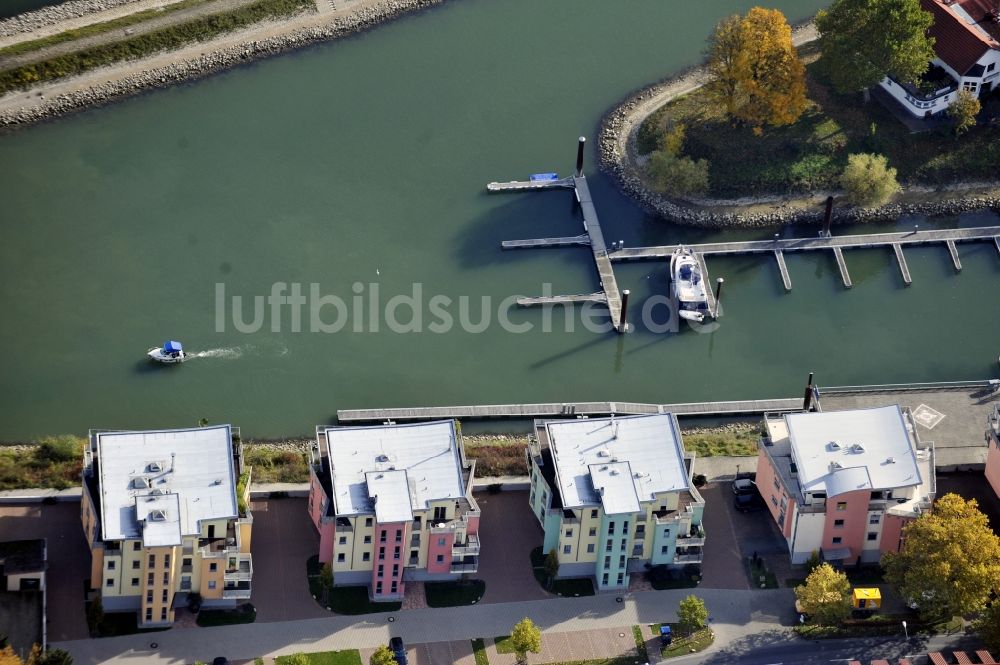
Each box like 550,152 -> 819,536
0,0 -> 265,69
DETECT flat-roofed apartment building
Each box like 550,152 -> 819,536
527,414 -> 705,592
81,425 -> 253,627
308,420 -> 480,601
756,406 -> 935,565
986,404 -> 1000,498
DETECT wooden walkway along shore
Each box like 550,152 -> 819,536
516,293 -> 606,306
337,397 -> 805,423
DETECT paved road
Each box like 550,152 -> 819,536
705,633 -> 982,665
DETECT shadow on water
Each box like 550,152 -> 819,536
133,359 -> 183,375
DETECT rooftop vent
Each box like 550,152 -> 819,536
886,457 -> 896,464
147,461 -> 163,473
828,441 -> 842,451
132,477 -> 150,489
150,488 -> 165,496
609,469 -> 620,476
829,461 -> 844,471
148,510 -> 166,522
849,443 -> 866,454
597,448 -> 611,458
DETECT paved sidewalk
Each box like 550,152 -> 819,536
54,587 -> 794,663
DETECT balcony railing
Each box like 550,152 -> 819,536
222,582 -> 252,599
674,553 -> 703,564
676,536 -> 706,547
450,562 -> 478,574
224,556 -> 253,582
452,534 -> 480,557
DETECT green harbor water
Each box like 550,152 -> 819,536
1,0 -> 998,440
1,0 -> 68,20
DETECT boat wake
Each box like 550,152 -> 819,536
191,346 -> 246,360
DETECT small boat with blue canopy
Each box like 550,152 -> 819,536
147,340 -> 186,364
529,172 -> 559,181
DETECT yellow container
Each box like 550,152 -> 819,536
852,588 -> 881,610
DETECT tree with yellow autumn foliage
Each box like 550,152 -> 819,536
883,493 -> 1000,620
706,7 -> 807,131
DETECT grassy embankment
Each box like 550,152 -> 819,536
0,0 -> 214,58
0,0 -> 315,94
0,436 -> 83,490
637,43 -> 1000,198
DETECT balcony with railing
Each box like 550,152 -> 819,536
673,550 -> 703,564
428,499 -> 481,534
222,581 -> 251,599
224,555 -> 253,582
452,534 -> 480,557
450,556 -> 479,574
676,535 -> 706,548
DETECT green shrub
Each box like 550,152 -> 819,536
840,153 -> 900,206
646,150 -> 710,198
36,435 -> 82,462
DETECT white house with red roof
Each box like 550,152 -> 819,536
878,0 -> 1000,118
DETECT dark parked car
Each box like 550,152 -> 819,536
732,478 -> 757,496
734,492 -> 766,512
389,637 -> 408,665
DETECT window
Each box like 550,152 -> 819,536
773,478 -> 780,491
587,543 -> 595,553
591,509 -> 598,519
146,590 -> 153,603
134,541 -> 141,551
834,519 -> 845,528
106,578 -> 114,588
132,578 -> 139,586
391,581 -> 398,594
588,527 -> 597,537
832,537 -> 842,545
379,547 -> 385,560
988,62 -> 996,72
378,565 -> 384,576
395,531 -> 402,543
393,546 -> 400,559
162,589 -> 168,602
618,555 -> 625,568
438,538 -> 445,546
363,552 -> 371,562
623,521 -> 629,533
209,563 -> 217,572
364,535 -> 372,544
617,573 -> 624,585
376,582 -> 383,594
365,517 -> 373,527
565,529 -> 573,538
107,559 -> 116,570
635,524 -> 645,536
869,514 -> 880,525
563,545 -> 571,555
602,573 -> 609,585
145,609 -> 152,622
208,580 -> 217,590
836,502 -> 847,511
771,496 -> 778,507
380,531 -> 387,543
661,545 -> 668,554
164,555 -> 170,568
132,560 -> 140,569
392,564 -> 399,576
337,553 -> 345,562
162,573 -> 168,585
413,516 -> 421,529
867,532 -> 878,541
606,539 -> 613,552
338,536 -> 347,545
147,573 -> 154,585
436,555 -> 444,563
963,81 -> 979,92
607,521 -> 615,534
148,554 -> 155,568
161,608 -> 167,621
620,538 -> 627,550
182,557 -> 192,568
604,556 -> 611,569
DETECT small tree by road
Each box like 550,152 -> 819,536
543,549 -> 559,589
677,595 -> 709,635
319,562 -> 334,604
510,617 -> 542,665
840,153 -> 901,206
975,601 -> 1000,653
794,563 -> 851,625
369,645 -> 397,665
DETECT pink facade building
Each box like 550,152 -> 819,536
307,420 -> 480,601
986,405 -> 1000,499
756,405 -> 935,566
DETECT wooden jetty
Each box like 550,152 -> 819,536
516,293 -> 606,306
946,239 -> 962,271
488,137 -> 626,331
832,247 -> 852,288
610,225 -> 1000,290
892,243 -> 912,286
337,397 -> 805,423
502,234 -> 590,250
774,250 -> 792,291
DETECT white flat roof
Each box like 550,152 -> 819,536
96,425 -> 238,546
786,406 -> 922,497
366,470 -> 414,523
546,414 -> 689,513
323,420 -> 465,519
